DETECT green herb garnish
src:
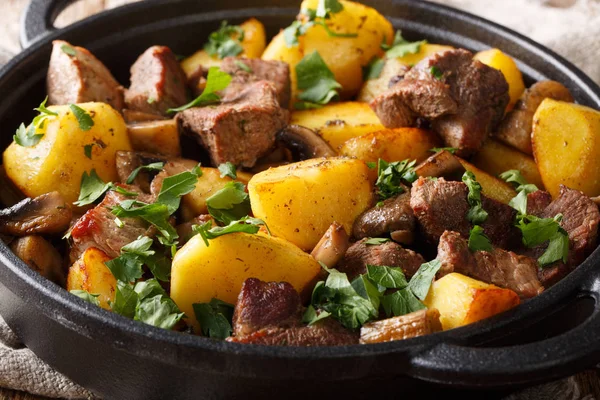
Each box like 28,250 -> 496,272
69,104 -> 94,131
70,290 -> 100,306
206,181 -> 251,224
375,159 -> 417,200
430,66 -> 443,80
429,147 -> 458,154
192,217 -> 268,247
218,162 -> 237,179
14,97 -> 58,147
204,21 -> 245,59
104,236 -> 171,283
126,162 -> 166,184
61,44 -> 77,56
193,298 -> 234,339
382,30 -> 427,58
234,60 -> 252,73
407,259 -> 442,301
462,171 -> 488,224
364,237 -> 391,246
294,51 -> 342,109
167,67 -> 232,113
468,225 -> 493,252
363,57 -> 385,80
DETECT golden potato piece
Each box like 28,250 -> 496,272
396,43 -> 454,66
67,247 -> 117,310
181,18 -> 267,77
171,232 -> 321,328
532,99 -> 600,197
471,139 -> 544,189
458,158 -> 517,205
359,309 -> 443,344
10,235 -> 64,284
291,102 -> 385,150
248,158 -> 373,251
262,31 -> 305,108
424,273 -> 520,330
357,58 -> 408,104
181,167 -> 239,220
127,119 -> 181,157
3,102 -> 131,203
474,48 -> 525,110
340,128 -> 441,164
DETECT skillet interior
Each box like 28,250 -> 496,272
1,0 -> 600,398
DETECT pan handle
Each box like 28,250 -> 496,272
409,291 -> 600,387
20,0 -> 78,49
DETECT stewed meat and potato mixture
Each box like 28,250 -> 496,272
2,0 -> 600,346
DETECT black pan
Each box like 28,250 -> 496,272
1,1 -> 600,399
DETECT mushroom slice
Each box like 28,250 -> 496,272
0,192 -> 72,236
310,222 -> 350,267
276,125 -> 336,161
414,150 -> 465,179
10,235 -> 65,284
360,309 -> 442,344
123,109 -> 167,123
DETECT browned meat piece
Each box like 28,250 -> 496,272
353,191 -> 415,242
311,222 -> 350,268
495,81 -> 574,154
68,188 -> 154,263
337,238 -> 425,280
125,46 -> 188,116
227,318 -> 359,346
541,185 -> 600,266
481,196 -> 520,250
220,57 -> 291,108
537,263 -> 570,288
177,81 -> 289,167
526,190 -> 552,217
410,177 -> 470,241
232,278 -> 303,337
47,40 -> 124,110
371,49 -> 509,156
0,192 -> 72,236
437,231 -> 543,298
10,235 -> 65,284
410,177 -> 518,248
359,309 -> 442,344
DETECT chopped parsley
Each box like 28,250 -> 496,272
381,30 -> 427,58
104,236 -> 171,283
468,225 -> 493,252
407,259 -> 442,301
462,171 -> 488,224
430,66 -> 443,80
234,60 -> 252,73
366,264 -> 408,289
14,97 -> 58,147
302,305 -> 331,326
204,21 -> 245,59
83,144 -> 94,159
192,217 -> 269,247
499,169 -> 539,216
429,147 -> 458,154
364,237 -> 391,246
70,290 -> 100,306
193,298 -> 234,339
167,67 -> 232,113
375,159 -> 418,200
295,51 -> 342,109
218,162 -> 237,179
363,57 -> 385,81
69,104 -> 94,131
61,44 -> 77,56
126,162 -> 166,184
206,181 -> 251,224
74,169 -> 138,207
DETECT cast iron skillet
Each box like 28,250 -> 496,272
0,0 -> 600,399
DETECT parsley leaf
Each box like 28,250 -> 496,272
382,30 -> 427,58
364,237 -> 391,246
83,144 -> 94,159
61,44 -> 76,56
74,169 -> 112,206
500,170 -> 539,216
110,281 -> 139,318
126,162 -> 165,184
234,60 -> 252,73
69,104 -> 94,131
429,147 -> 458,154
206,181 -> 251,224
204,21 -> 245,59
192,217 -> 268,247
430,66 -> 443,80
468,225 -> 493,252
14,97 -> 58,147
283,21 -> 306,47
302,305 -> 331,326
407,259 -> 442,301
462,171 -> 488,224
381,288 -> 426,317
316,0 -> 344,18
218,162 -> 237,179
363,57 -> 385,80
516,214 -> 569,266
167,67 -> 232,113
135,294 -> 184,329
112,200 -> 178,246
295,50 -> 342,109
375,159 -> 417,200
157,167 -> 202,214
104,236 -> 153,283
538,230 -> 569,267
499,169 -> 530,188
70,290 -> 100,306
366,265 -> 408,289
284,0 -> 354,47
193,298 -> 234,339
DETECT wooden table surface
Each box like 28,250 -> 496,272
0,0 -> 599,399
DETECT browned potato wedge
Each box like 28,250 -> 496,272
471,139 -> 544,189
532,99 -> 600,197
424,273 -> 520,330
357,58 -> 408,103
10,235 -> 64,284
359,309 -> 443,344
67,247 -> 117,310
494,81 -> 574,155
127,119 -> 181,157
339,128 -> 441,164
415,150 -> 464,179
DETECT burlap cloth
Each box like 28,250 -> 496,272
0,0 -> 599,398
